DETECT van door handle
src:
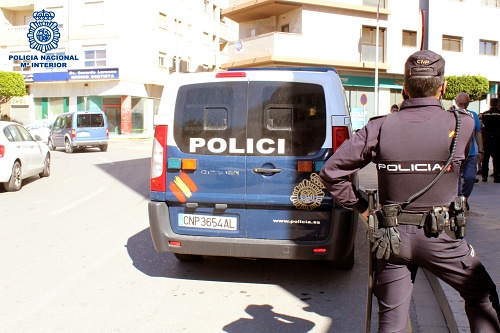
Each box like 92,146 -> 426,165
253,167 -> 282,174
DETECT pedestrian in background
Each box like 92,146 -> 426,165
454,92 -> 483,210
481,98 -> 500,182
319,50 -> 500,333
390,104 -> 399,113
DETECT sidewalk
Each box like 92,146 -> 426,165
109,133 -> 153,141
358,163 -> 500,333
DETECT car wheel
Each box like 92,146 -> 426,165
64,139 -> 73,153
173,253 -> 202,262
48,138 -> 56,151
100,144 -> 108,152
39,153 -> 51,177
327,246 -> 355,270
3,161 -> 22,192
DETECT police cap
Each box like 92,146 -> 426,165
405,50 -> 445,77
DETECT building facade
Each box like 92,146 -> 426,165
0,0 -> 238,134
221,0 -> 500,129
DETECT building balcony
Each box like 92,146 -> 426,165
222,31 -> 389,72
0,25 -> 29,47
0,0 -> 33,9
222,0 -> 391,23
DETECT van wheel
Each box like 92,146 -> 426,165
3,161 -> 22,192
64,139 -> 73,153
327,246 -> 355,270
39,153 -> 51,177
48,138 -> 56,151
100,144 -> 108,152
174,253 -> 202,262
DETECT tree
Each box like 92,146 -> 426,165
443,74 -> 489,102
0,71 -> 27,104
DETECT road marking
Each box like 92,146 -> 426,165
99,157 -> 115,165
48,186 -> 107,216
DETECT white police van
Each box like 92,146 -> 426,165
148,67 -> 358,268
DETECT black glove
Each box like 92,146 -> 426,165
370,227 -> 401,260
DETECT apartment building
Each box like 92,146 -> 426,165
0,0 -> 237,134
222,0 -> 500,129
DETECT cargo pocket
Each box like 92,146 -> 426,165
461,244 -> 477,271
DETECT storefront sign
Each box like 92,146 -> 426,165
68,68 -> 119,80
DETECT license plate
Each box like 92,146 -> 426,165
178,213 -> 238,231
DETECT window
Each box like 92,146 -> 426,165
203,31 -> 210,45
47,6 -> 64,29
84,1 -> 104,26
11,52 -> 31,72
159,52 -> 167,67
84,48 -> 106,67
175,19 -> 182,36
42,51 -> 65,70
77,114 -> 104,128
442,35 -> 462,52
281,24 -> 289,33
159,12 -> 167,29
479,40 -> 497,56
173,82 -> 327,156
402,30 -> 417,47
481,0 -> 500,7
363,0 -> 386,8
361,26 -> 385,62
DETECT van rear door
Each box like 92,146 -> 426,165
168,79 -> 249,239
245,80 -> 331,241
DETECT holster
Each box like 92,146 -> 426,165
426,206 -> 448,234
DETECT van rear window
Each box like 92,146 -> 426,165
174,81 -> 326,156
77,114 -> 105,128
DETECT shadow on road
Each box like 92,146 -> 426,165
95,157 -> 150,198
222,304 -> 315,333
126,226 -> 369,332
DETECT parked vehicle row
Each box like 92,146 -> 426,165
0,110 -> 109,191
0,121 -> 50,191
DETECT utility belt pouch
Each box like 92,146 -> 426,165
426,206 -> 448,234
376,204 -> 402,228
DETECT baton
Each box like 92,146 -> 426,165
365,189 -> 378,333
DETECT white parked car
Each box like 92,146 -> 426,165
25,119 -> 53,144
0,121 -> 51,192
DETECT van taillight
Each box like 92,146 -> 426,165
0,145 -> 4,157
150,125 -> 168,192
106,128 -> 109,137
215,72 -> 246,78
332,126 -> 349,152
71,129 -> 76,138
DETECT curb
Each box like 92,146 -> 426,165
424,269 -> 470,333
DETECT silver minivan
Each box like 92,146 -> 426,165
48,111 -> 109,153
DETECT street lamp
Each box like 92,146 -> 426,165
374,0 -> 380,117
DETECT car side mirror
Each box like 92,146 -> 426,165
34,135 -> 42,141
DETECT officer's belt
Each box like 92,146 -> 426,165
397,213 -> 427,226
384,212 -> 453,229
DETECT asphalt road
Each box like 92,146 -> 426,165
1,139 -> 442,333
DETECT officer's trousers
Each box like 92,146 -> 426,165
373,225 -> 500,333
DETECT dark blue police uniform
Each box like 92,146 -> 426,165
319,97 -> 500,332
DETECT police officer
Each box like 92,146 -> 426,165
319,50 -> 500,333
481,98 -> 500,182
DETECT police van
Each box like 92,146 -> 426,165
148,67 -> 358,268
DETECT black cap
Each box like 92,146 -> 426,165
405,50 -> 445,77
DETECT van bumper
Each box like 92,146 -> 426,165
72,139 -> 108,147
148,201 -> 357,261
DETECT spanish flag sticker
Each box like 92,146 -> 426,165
168,171 -> 198,203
